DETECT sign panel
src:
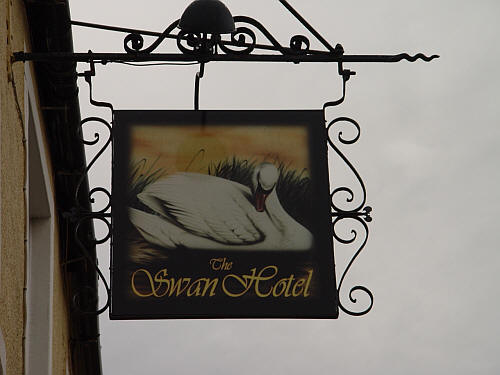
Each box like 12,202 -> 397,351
111,110 -> 338,319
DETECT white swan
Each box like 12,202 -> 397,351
129,163 -> 313,251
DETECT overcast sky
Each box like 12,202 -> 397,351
70,1 -> 500,373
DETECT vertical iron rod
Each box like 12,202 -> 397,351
194,62 -> 205,110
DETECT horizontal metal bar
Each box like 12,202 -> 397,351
12,51 -> 438,64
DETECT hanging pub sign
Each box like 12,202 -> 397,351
110,110 -> 338,319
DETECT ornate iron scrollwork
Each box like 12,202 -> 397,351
327,116 -> 373,316
120,15 -> 342,59
67,62 -> 113,316
124,20 -> 180,54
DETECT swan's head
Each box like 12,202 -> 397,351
252,163 -> 279,212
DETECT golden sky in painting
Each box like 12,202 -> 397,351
130,124 -> 310,176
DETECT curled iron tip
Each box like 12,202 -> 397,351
397,53 -> 439,62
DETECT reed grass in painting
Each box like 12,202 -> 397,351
128,157 -> 165,210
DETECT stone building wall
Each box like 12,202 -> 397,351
0,0 -> 70,373
1,0 -> 28,372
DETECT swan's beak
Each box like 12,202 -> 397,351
254,192 -> 268,212
254,185 -> 271,212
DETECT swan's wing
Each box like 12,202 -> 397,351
129,207 -> 177,248
129,207 -> 223,249
137,173 -> 263,244
129,208 -> 268,250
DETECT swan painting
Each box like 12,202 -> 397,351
129,163 -> 313,251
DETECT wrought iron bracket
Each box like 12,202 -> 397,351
11,1 -> 437,110
15,1 -> 438,317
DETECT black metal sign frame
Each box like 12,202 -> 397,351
68,73 -> 376,317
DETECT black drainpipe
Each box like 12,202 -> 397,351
25,1 -> 103,374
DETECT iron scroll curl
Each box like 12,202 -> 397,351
72,215 -> 111,315
218,25 -> 257,55
327,117 -> 366,213
75,116 -> 112,214
71,114 -> 112,315
124,20 -> 180,54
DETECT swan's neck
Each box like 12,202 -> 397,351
265,190 -> 296,230
264,190 -> 313,250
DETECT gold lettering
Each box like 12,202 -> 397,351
210,258 -> 224,271
131,268 -> 167,298
187,279 -> 203,296
167,277 -> 191,297
292,279 -> 305,297
210,257 -> 233,271
153,269 -> 170,297
283,275 -> 295,297
222,268 -> 256,297
254,266 -> 278,297
202,278 -> 218,297
272,278 -> 288,297
186,278 -> 219,297
131,267 -> 314,299
303,269 -> 313,297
